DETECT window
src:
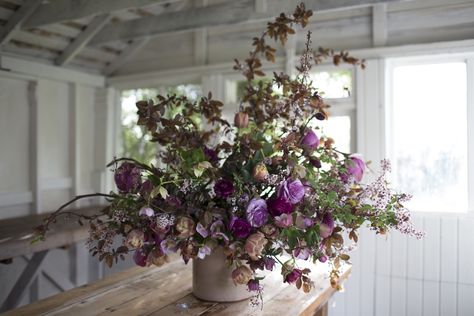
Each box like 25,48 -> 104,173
388,60 -> 470,213
309,69 -> 352,99
224,67 -> 356,153
120,85 -> 202,165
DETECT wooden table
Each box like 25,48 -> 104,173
2,259 -> 351,316
0,205 -> 105,261
0,205 -> 105,311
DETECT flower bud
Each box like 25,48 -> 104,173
234,112 -> 249,128
319,213 -> 334,238
300,129 -> 320,151
253,163 -> 269,182
309,158 -> 322,168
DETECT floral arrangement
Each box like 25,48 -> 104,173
35,3 -> 423,305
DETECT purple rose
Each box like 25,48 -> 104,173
267,196 -> 294,217
301,129 -> 320,151
114,162 -> 142,193
346,155 -> 365,182
278,178 -> 305,204
319,213 -> 334,238
214,179 -> 234,198
246,198 -> 269,227
318,255 -> 328,263
133,249 -> 147,267
230,217 -> 252,238
247,279 -> 261,292
204,147 -> 218,163
285,268 -> 302,283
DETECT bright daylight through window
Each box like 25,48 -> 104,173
389,62 -> 468,213
121,85 -> 202,165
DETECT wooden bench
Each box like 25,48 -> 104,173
0,205 -> 105,312
1,259 -> 351,316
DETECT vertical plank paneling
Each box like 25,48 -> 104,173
359,228 -> 376,316
390,231 -> 407,316
422,217 -> 440,316
343,231 -> 360,316
440,217 -> 458,316
375,234 -> 391,316
458,218 -> 474,315
406,216 -> 424,316
457,285 -> 474,316
329,291 -> 346,316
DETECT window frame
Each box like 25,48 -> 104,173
385,54 -> 474,215
223,65 -> 358,153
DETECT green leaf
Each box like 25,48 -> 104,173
193,161 -> 212,177
159,186 -> 169,199
150,185 -> 168,199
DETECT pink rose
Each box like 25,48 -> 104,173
147,248 -> 169,267
125,229 -> 145,248
274,213 -> 293,228
231,265 -> 253,285
245,232 -> 268,260
175,216 -> 196,238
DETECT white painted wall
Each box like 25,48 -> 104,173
0,59 -> 117,309
328,58 -> 474,316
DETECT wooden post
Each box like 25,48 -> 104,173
0,250 -> 48,312
314,302 -> 329,316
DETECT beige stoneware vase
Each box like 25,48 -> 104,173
192,247 -> 253,302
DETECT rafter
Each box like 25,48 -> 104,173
89,0 -> 405,46
103,38 -> 150,76
0,0 -> 42,45
23,0 -> 182,29
56,14 -> 112,66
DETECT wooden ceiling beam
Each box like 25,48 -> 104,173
0,0 -> 43,45
89,0 -> 406,46
102,38 -> 150,76
55,14 -> 112,66
23,0 -> 182,29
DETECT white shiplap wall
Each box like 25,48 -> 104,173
0,60 -> 115,309
328,58 -> 474,316
330,216 -> 474,316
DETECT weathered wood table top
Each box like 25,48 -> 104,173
3,259 -> 351,316
0,205 -> 105,261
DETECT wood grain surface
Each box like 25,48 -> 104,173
2,258 -> 351,316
